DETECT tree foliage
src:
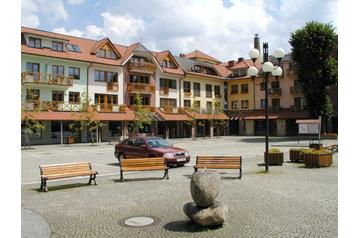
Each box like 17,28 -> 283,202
21,109 -> 45,149
208,99 -> 226,136
132,93 -> 152,135
289,21 -> 337,119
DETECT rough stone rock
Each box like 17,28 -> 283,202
183,201 -> 228,227
190,170 -> 220,207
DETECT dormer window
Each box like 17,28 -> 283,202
97,49 -> 106,58
28,37 -> 41,48
161,60 -> 176,69
205,68 -> 216,76
192,65 -> 200,72
108,50 -> 117,59
67,44 -> 81,52
233,69 -> 247,77
52,41 -> 64,52
130,56 -> 148,63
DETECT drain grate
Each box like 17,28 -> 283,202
118,216 -> 160,228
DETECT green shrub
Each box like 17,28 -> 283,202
310,149 -> 332,155
290,148 -> 305,152
269,148 -> 281,153
301,148 -> 314,154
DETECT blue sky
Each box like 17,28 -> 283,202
22,0 -> 337,62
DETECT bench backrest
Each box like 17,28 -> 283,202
120,157 -> 165,168
196,156 -> 242,167
40,162 -> 93,176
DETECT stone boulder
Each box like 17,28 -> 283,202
190,170 -> 220,207
183,201 -> 228,227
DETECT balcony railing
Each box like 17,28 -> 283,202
95,104 -> 126,112
215,94 -> 222,98
160,106 -> 179,114
290,86 -> 303,95
21,72 -> 74,86
269,88 -> 282,96
128,61 -> 156,73
129,105 -> 155,112
107,82 -> 119,92
160,87 -> 169,96
22,100 -> 82,111
127,83 -> 155,93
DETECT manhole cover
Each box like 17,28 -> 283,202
118,216 -> 160,228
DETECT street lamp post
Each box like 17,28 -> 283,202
248,43 -> 285,172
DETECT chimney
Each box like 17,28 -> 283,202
254,34 -> 260,53
237,57 -> 244,63
179,53 -> 186,58
228,60 -> 235,68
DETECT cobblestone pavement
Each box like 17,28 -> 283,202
21,136 -> 338,238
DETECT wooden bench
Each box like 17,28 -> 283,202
39,162 -> 98,192
194,156 -> 242,179
120,157 -> 169,181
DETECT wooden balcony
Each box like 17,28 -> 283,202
160,87 -> 169,96
95,104 -> 125,112
161,106 -> 179,114
290,86 -> 303,95
128,61 -> 156,74
22,100 -> 82,111
129,105 -> 155,112
269,88 -> 282,96
21,72 -> 73,86
107,82 -> 119,92
127,83 -> 155,93
184,92 -> 192,97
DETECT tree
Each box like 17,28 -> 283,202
289,21 -> 338,120
21,107 -> 45,149
71,92 -> 105,145
132,93 -> 152,136
208,99 -> 225,137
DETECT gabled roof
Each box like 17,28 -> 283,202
229,59 -> 262,70
153,50 -> 184,75
120,42 -> 159,65
89,37 -> 123,59
185,50 -> 221,64
21,26 -> 127,66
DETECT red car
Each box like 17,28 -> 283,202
114,136 -> 191,166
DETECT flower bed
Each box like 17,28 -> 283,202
265,148 -> 284,166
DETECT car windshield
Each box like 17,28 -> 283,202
147,138 -> 172,148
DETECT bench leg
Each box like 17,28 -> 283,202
88,175 -> 92,185
43,179 -> 48,192
194,167 -> 198,173
238,168 -> 242,179
88,174 -> 98,185
40,179 -> 44,190
93,174 -> 97,185
163,169 -> 169,179
120,170 -> 124,182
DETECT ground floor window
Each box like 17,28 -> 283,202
108,121 -> 122,137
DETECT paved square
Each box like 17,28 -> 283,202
21,136 -> 338,238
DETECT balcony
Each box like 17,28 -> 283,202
161,106 -> 179,114
95,104 -> 126,112
160,87 -> 169,96
22,100 -> 82,111
129,105 -> 155,112
21,72 -> 73,86
215,94 -> 222,98
128,61 -> 156,74
107,82 -> 119,92
290,86 -> 303,95
184,92 -> 192,97
269,88 -> 282,96
127,83 -> 155,93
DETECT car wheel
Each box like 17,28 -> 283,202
118,153 -> 125,165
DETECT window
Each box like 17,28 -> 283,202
130,56 -> 148,62
95,94 -> 118,105
52,41 -> 64,51
193,83 -> 201,97
206,84 -> 212,98
183,81 -> 191,93
260,82 -> 265,91
107,50 -> 117,59
214,85 -> 221,97
96,49 -> 106,58
26,62 -> 40,80
95,70 -> 118,82
241,100 -> 249,109
26,89 -> 40,101
28,37 -> 41,48
67,44 -> 81,52
260,99 -> 266,109
52,65 -> 64,75
231,85 -> 238,94
160,78 -> 176,89
206,102 -> 212,112
205,67 -> 217,76
271,81 -> 280,89
129,74 -> 149,84
194,100 -> 200,109
129,95 -> 149,105
160,98 -> 177,108
272,99 -> 280,109
192,65 -> 201,72
294,97 -> 303,109
231,100 -> 239,109
161,60 -> 176,69
68,67 -> 80,80
233,69 -> 247,77
52,91 -> 64,102
69,92 -> 80,103
241,84 -> 248,93
184,100 -> 191,108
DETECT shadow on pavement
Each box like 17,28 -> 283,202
163,220 -> 223,232
107,163 -> 119,167
112,177 -> 165,183
31,183 -> 93,192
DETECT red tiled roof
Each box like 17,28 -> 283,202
185,50 -> 221,64
21,26 -> 127,66
153,50 -> 185,75
155,108 -> 190,121
239,110 -> 310,120
213,64 -> 232,77
229,59 -> 262,70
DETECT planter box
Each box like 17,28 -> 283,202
289,150 -> 304,162
304,153 -> 333,168
265,152 -> 284,166
67,136 -> 75,144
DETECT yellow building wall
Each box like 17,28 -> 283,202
181,74 -> 225,110
227,78 -> 254,110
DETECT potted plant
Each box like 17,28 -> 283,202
265,148 -> 284,166
303,149 -> 333,168
289,148 -> 312,162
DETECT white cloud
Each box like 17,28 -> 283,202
52,27 -> 84,37
85,25 -> 104,39
67,0 -> 85,5
39,0 -> 68,22
22,14 -> 40,28
21,0 -> 40,27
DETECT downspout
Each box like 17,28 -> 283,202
178,74 -> 186,107
86,62 -> 93,143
